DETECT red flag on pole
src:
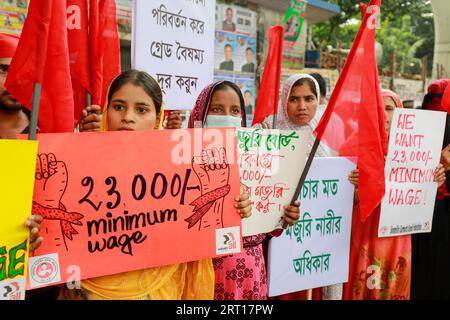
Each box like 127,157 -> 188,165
67,0 -> 91,123
314,0 -> 388,221
89,0 -> 121,107
5,0 -> 75,133
252,25 -> 284,126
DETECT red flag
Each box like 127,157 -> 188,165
89,0 -> 121,107
5,0 -> 75,133
67,0 -> 91,123
252,25 -> 284,126
314,0 -> 388,221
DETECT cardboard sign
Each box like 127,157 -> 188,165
0,140 -> 38,300
237,128 -> 308,236
28,129 -> 241,289
267,157 -> 355,297
379,108 -> 447,237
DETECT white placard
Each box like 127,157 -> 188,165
379,108 -> 447,237
132,0 -> 215,110
237,128 -> 308,237
267,157 -> 355,297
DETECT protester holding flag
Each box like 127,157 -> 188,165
256,74 -> 344,300
188,80 -> 301,300
343,88 -> 446,300
411,79 -> 450,300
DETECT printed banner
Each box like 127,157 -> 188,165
116,0 -> 132,41
0,0 -> 28,35
0,140 -> 38,300
379,109 -> 447,237
267,157 -> 355,297
27,129 -> 241,289
132,0 -> 215,110
237,128 -> 308,237
282,0 -> 307,43
215,3 -> 257,36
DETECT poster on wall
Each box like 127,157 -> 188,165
214,30 -> 236,73
215,3 -> 257,36
0,0 -> 28,35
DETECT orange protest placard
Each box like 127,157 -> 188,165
27,129 -> 241,289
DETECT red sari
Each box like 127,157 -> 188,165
343,205 -> 411,300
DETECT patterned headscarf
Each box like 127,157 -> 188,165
188,80 -> 247,128
381,89 -> 404,109
275,74 -> 321,130
100,73 -> 165,131
422,79 -> 450,114
274,74 -> 333,157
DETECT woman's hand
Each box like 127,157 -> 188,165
79,105 -> 102,132
348,169 -> 359,188
234,192 -> 252,219
25,215 -> 43,252
282,200 -> 300,226
166,111 -> 182,129
435,163 -> 446,187
441,145 -> 450,172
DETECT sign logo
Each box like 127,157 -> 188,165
0,277 -> 26,301
29,254 -> 61,288
379,226 -> 388,235
216,227 -> 241,255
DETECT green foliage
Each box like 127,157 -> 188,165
312,0 -> 434,75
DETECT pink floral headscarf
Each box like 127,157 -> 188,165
188,81 -> 247,128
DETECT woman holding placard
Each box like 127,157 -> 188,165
411,79 -> 450,300
256,74 -> 342,300
58,70 -> 251,300
188,80 -> 301,300
343,89 -> 446,300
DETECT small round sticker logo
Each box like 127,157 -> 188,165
31,257 -> 59,284
379,226 -> 388,235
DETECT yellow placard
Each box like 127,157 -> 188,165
0,139 -> 38,300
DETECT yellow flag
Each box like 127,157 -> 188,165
0,139 -> 38,300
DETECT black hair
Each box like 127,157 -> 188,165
292,78 -> 318,98
209,81 -> 247,127
309,73 -> 326,98
224,44 -> 232,50
226,7 -> 233,13
107,69 -> 162,114
421,93 -> 443,110
246,47 -> 253,52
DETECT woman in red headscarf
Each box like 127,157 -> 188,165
343,89 -> 446,300
411,79 -> 450,300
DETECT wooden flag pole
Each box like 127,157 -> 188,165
282,137 -> 321,229
28,83 -> 41,140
